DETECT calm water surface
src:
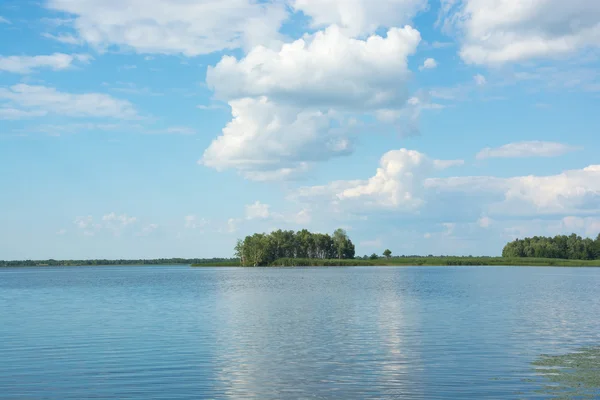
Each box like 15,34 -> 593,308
1,266 -> 600,399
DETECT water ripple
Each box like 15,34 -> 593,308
1,266 -> 600,399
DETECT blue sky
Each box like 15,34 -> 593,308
1,0 -> 599,260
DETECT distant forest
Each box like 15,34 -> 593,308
0,258 -> 237,267
4,232 -> 600,268
502,234 -> 600,260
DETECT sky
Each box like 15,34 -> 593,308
0,0 -> 599,260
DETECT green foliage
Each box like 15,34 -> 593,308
236,228 -> 356,266
1,258 -> 238,267
502,233 -> 600,260
369,253 -> 379,260
383,249 -> 392,259
273,258 -> 372,267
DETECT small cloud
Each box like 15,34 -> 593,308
164,126 -> 196,135
74,215 -> 94,229
56,229 -> 67,235
0,53 -> 92,74
227,218 -> 238,233
476,141 -> 580,160
122,64 -> 137,70
40,17 -> 74,27
478,216 -> 493,228
0,16 -> 11,24
245,201 -> 270,220
419,58 -> 437,70
197,104 -> 227,111
424,233 -> 432,239
137,223 -> 158,236
41,33 -> 82,45
433,159 -> 464,169
144,56 -> 154,61
102,212 -> 137,226
184,215 -> 208,229
534,103 -> 552,109
292,208 -> 311,225
474,74 -> 487,86
442,223 -> 456,236
431,41 -> 453,49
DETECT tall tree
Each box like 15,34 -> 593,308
383,249 -> 392,259
333,228 -> 348,259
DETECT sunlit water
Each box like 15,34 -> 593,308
1,266 -> 600,399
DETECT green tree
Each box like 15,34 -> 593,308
333,228 -> 349,259
369,253 -> 379,260
234,239 -> 245,266
383,249 -> 392,259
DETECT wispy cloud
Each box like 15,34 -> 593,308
476,141 -> 581,160
0,53 -> 91,74
0,84 -> 138,119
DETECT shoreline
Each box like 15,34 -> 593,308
3,257 -> 600,268
193,257 -> 600,268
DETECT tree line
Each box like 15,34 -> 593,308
0,258 -> 237,267
502,233 -> 600,260
235,228 -> 355,266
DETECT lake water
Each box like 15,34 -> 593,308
1,266 -> 600,399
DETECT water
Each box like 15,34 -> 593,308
1,266 -> 600,399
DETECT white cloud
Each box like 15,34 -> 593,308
207,25 -> 421,111
290,0 -> 427,37
203,26 -> 423,180
292,208 -> 312,225
426,165 -> 600,216
74,215 -> 94,229
294,148 -> 464,211
440,0 -> 600,65
431,41 -> 453,48
103,212 -> 136,225
0,108 -> 48,120
419,58 -> 437,70
560,216 -> 600,237
0,84 -> 138,119
478,216 -> 493,228
101,212 -> 138,236
200,97 -> 352,180
0,16 -> 10,24
160,126 -> 196,135
137,223 -> 159,236
56,229 -> 67,235
0,53 -> 91,74
474,74 -> 486,86
11,122 -> 195,136
197,103 -> 227,111
46,0 -> 287,56
433,159 -> 465,169
73,212 -> 153,237
442,222 -> 456,236
41,33 -> 83,45
184,215 -> 208,229
227,218 -> 238,233
476,141 -> 580,160
245,201 -> 271,220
